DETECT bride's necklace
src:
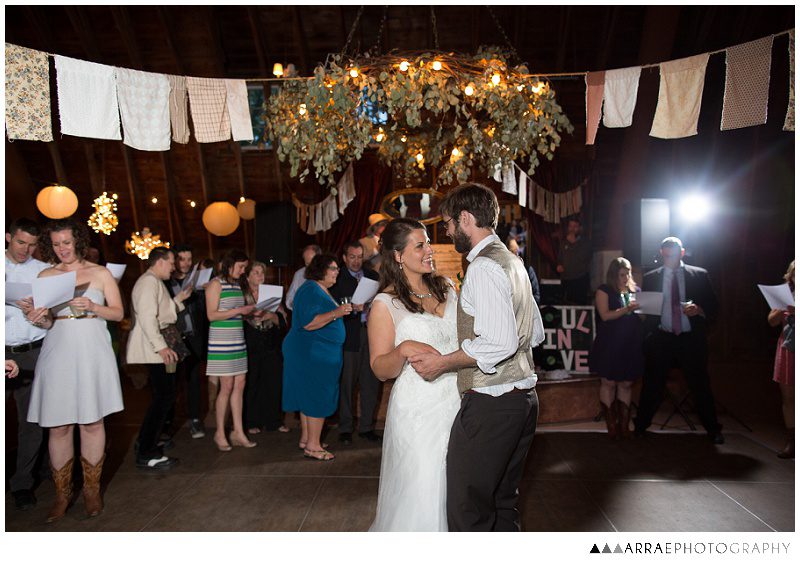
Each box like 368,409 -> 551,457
411,290 -> 433,299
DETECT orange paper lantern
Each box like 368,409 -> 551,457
237,198 -> 256,220
202,201 -> 240,236
36,184 -> 79,219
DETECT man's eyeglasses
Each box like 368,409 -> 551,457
440,216 -> 457,230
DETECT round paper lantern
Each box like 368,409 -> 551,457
36,184 -> 79,219
237,198 -> 256,220
202,201 -> 240,236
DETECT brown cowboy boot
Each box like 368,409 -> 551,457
46,457 -> 74,523
80,454 -> 105,517
601,402 -> 619,439
777,428 -> 794,459
617,400 -> 632,439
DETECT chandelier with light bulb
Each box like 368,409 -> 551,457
87,192 -> 119,235
265,46 -> 573,190
125,227 -> 169,260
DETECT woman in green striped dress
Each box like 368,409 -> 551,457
206,250 -> 257,451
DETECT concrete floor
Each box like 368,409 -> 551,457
4,359 -> 795,532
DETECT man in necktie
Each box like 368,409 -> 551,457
329,241 -> 382,445
634,237 -> 724,444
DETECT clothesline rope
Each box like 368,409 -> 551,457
30,28 -> 794,83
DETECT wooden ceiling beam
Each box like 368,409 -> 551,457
121,144 -> 145,230
111,6 -> 145,70
65,6 -> 102,61
159,152 -> 182,244
556,6 -> 572,71
156,7 -> 186,75
194,142 -> 214,257
23,7 -> 55,53
83,142 -> 112,261
595,6 -> 620,70
247,6 -> 271,76
292,6 -> 311,74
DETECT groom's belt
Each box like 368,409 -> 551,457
465,386 -> 534,395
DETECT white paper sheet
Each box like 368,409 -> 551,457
32,271 -> 77,309
255,284 -> 284,312
106,263 -> 127,281
5,282 -> 33,305
351,277 -> 381,305
758,283 -> 795,310
181,263 -> 199,290
194,267 -> 213,289
634,291 -> 663,316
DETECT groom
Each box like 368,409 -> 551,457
410,183 -> 544,531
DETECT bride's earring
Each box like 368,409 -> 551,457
399,262 -> 404,270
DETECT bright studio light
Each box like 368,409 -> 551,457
679,194 -> 711,223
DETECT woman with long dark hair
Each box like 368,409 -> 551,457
367,218 -> 460,531
206,249 -> 257,451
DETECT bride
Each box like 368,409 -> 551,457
367,218 -> 461,531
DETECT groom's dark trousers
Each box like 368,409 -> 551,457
446,387 -> 539,531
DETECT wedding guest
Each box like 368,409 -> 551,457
507,236 -> 541,304
166,243 -> 208,440
5,218 -> 49,511
360,214 -> 389,270
127,247 -> 190,470
206,249 -> 257,451
768,260 -> 794,459
329,241 -> 382,445
26,218 -> 124,522
241,261 -> 290,434
556,217 -> 592,304
634,237 -> 724,444
6,359 -> 20,378
286,244 -> 321,311
282,253 -> 352,461
589,257 -> 643,438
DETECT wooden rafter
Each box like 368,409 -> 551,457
595,7 -> 620,70
111,6 -> 145,70
83,142 -> 112,261
292,6 -> 310,75
159,152 -> 182,244
247,6 -> 271,76
556,6 -> 572,71
23,7 -> 55,53
156,7 -> 187,75
65,6 -> 102,61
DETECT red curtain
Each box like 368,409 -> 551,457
318,153 -> 393,255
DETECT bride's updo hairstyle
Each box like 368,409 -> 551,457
378,218 -> 450,314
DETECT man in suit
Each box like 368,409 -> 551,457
329,241 -> 382,445
634,237 -> 724,444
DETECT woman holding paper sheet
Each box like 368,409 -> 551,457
282,253 -> 351,461
768,260 -> 794,459
25,218 -> 124,522
205,249 -> 257,451
241,261 -> 289,434
589,257 -> 643,439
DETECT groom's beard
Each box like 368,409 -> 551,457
452,225 -> 472,254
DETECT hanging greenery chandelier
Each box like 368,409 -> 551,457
265,46 -> 573,190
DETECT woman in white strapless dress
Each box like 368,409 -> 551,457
367,218 -> 461,531
25,218 -> 124,522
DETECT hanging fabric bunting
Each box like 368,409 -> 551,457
337,163 -> 356,214
785,30 -> 795,132
650,53 -> 710,139
225,79 -> 254,142
602,66 -> 641,128
5,43 -> 53,142
517,168 -> 528,208
186,76 -> 231,143
501,164 -> 517,194
721,36 -> 774,130
55,55 -> 121,140
167,75 -> 190,144
585,71 -> 605,144
115,67 -> 171,151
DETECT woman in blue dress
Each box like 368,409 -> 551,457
589,257 -> 643,439
282,253 -> 352,461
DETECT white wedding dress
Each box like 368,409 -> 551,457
369,289 -> 461,532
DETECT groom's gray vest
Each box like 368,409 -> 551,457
456,240 -> 535,395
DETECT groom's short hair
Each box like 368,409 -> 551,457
440,183 -> 499,230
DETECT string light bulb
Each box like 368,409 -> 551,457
151,197 -> 158,204
298,103 -> 307,116
399,60 -> 410,72
464,83 -> 475,96
432,61 -> 442,71
189,200 -> 196,208
531,82 -> 545,94
349,67 -> 359,78
125,228 -> 169,260
400,135 -> 407,143
415,152 -> 424,162
375,127 -> 385,143
491,73 -> 502,86
517,85 -> 525,91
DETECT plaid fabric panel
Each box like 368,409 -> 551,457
186,76 -> 230,143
